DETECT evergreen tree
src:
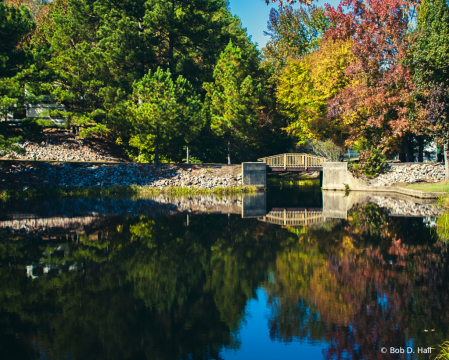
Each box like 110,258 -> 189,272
0,0 -> 34,156
127,67 -> 200,165
204,41 -> 258,164
413,0 -> 449,176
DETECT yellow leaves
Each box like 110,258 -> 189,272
277,40 -> 355,143
309,40 -> 354,97
342,235 -> 354,249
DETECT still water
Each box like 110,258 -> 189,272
0,181 -> 448,360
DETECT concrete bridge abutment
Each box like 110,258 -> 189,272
242,162 -> 267,189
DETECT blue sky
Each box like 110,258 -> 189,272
228,0 -> 341,49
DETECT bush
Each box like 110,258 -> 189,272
348,148 -> 386,178
183,156 -> 202,164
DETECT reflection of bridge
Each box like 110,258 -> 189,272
258,153 -> 325,171
258,208 -> 324,227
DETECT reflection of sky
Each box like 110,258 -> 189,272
377,293 -> 389,311
220,288 -> 327,360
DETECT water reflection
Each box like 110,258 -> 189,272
0,192 -> 448,360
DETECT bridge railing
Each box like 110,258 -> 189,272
259,209 -> 324,226
257,153 -> 324,170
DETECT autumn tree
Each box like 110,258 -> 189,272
204,41 -> 259,164
277,40 -> 354,145
325,0 -> 418,158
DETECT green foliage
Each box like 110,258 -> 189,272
263,5 -> 330,77
0,184 -> 256,201
78,124 -> 109,139
412,0 -> 449,145
205,41 -> 258,140
349,148 -> 386,178
0,0 -> 35,79
127,67 -> 201,164
183,156 -> 202,164
0,134 -> 25,157
437,212 -> 449,243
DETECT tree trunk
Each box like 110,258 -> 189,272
168,0 -> 174,75
154,126 -> 159,166
154,141 -> 159,167
403,136 -> 412,162
186,143 -> 189,164
418,137 -> 424,163
445,143 -> 449,180
227,139 -> 231,165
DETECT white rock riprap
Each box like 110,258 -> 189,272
0,163 -> 243,191
369,163 -> 445,186
5,140 -> 126,162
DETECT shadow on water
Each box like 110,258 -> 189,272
0,187 -> 448,360
267,174 -> 322,210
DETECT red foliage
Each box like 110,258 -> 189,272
324,0 -> 418,151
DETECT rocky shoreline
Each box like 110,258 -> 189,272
369,163 -> 445,185
0,162 -> 243,191
2,132 -> 129,163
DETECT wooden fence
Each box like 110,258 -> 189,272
258,153 -> 325,170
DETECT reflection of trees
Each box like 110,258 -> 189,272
2,203 -> 448,360
266,204 -> 449,359
0,214 -> 293,360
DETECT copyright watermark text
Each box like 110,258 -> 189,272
380,347 -> 432,354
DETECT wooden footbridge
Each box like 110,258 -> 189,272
258,208 -> 324,227
257,153 -> 325,171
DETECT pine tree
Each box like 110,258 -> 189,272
204,41 -> 258,164
0,0 -> 34,156
128,67 -> 200,165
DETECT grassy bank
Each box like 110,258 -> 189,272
402,181 -> 449,192
0,185 -> 257,201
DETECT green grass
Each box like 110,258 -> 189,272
433,341 -> 449,360
0,185 -> 257,201
402,181 -> 449,193
437,212 -> 449,242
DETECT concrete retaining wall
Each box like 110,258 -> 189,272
322,162 -> 445,199
322,162 -> 369,190
242,162 -> 267,189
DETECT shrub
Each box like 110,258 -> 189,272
349,148 -> 386,178
183,156 -> 202,164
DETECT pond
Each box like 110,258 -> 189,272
0,182 -> 448,360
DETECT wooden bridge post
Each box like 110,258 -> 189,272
304,208 -> 307,226
284,209 -> 287,225
305,155 -> 308,171
284,154 -> 287,170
